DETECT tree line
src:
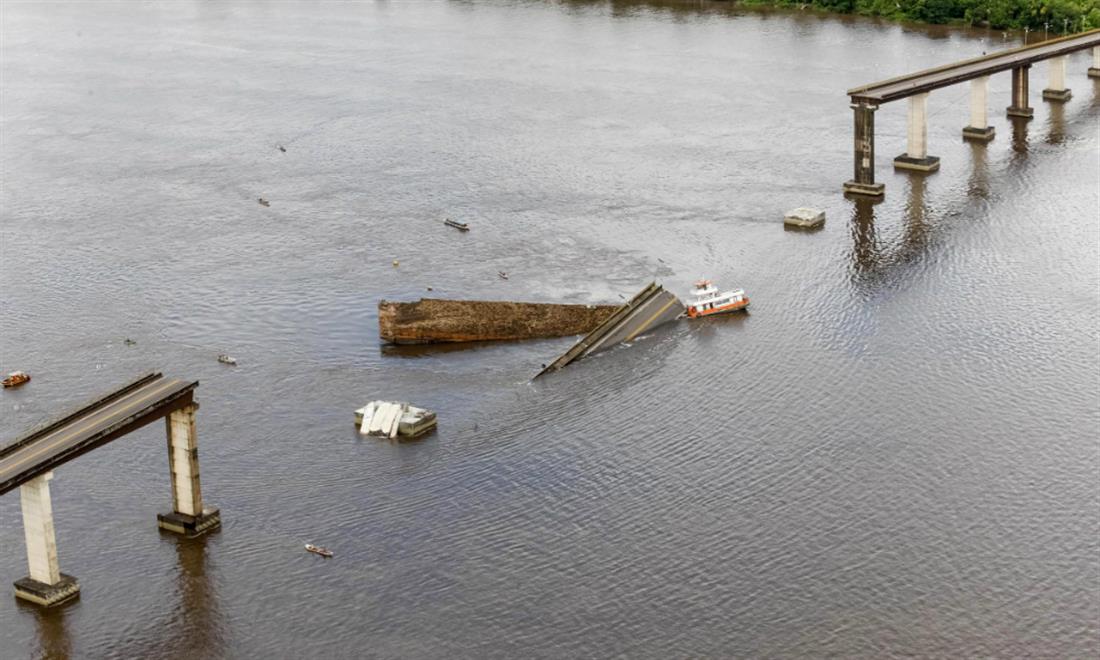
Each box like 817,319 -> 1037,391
750,0 -> 1100,32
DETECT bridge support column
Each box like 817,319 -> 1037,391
963,76 -> 995,142
894,92 -> 940,172
14,472 -> 80,607
1043,55 -> 1072,101
842,102 -> 885,197
1007,65 -> 1033,119
1089,46 -> 1100,78
157,403 -> 220,537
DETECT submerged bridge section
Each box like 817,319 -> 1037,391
0,372 -> 219,607
843,29 -> 1100,197
536,282 -> 684,377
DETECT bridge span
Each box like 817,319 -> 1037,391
1,372 -> 219,607
843,29 -> 1100,197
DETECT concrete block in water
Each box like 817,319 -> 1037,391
784,208 -> 825,228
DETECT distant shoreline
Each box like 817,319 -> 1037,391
657,0 -> 1098,35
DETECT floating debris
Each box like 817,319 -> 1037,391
355,400 -> 437,439
498,271 -> 509,280
426,286 -> 433,291
444,218 -> 469,232
305,543 -> 333,558
217,354 -> 238,366
2,371 -> 31,388
392,260 -> 400,267
123,338 -> 137,346
258,198 -> 270,207
783,207 -> 825,229
277,145 -> 286,153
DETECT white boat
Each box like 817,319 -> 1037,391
685,280 -> 749,318
355,401 -> 437,438
217,354 -> 238,365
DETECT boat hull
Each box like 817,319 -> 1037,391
686,298 -> 749,318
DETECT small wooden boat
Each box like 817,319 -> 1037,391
444,219 -> 469,232
497,271 -> 509,280
2,371 -> 31,388
305,543 -> 334,558
217,354 -> 238,366
3,371 -> 30,388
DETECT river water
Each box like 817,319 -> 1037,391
1,1 -> 1097,657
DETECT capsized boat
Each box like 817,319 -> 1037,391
444,218 -> 469,232
685,280 -> 749,318
305,543 -> 334,558
2,371 -> 30,388
355,400 -> 437,439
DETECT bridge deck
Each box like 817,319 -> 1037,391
536,282 -> 684,377
849,29 -> 1100,104
0,373 -> 197,496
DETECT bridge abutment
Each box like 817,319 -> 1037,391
1042,55 -> 1072,101
962,76 -> 995,142
894,92 -> 940,171
1007,65 -> 1034,119
157,403 -> 220,537
842,102 -> 885,197
1089,46 -> 1100,78
14,472 -> 80,607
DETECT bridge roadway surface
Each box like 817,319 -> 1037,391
0,373 -> 197,496
849,28 -> 1100,104
536,281 -> 684,377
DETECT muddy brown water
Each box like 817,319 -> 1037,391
1,1 -> 1097,658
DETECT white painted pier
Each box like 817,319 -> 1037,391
13,473 -> 80,606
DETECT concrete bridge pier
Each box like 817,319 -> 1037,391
842,102 -> 885,197
13,472 -> 80,607
963,76 -> 995,142
1042,55 -> 1072,101
1089,46 -> 1100,78
894,92 -> 940,171
157,403 -> 220,537
1007,65 -> 1034,118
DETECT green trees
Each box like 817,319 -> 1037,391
774,0 -> 1100,31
